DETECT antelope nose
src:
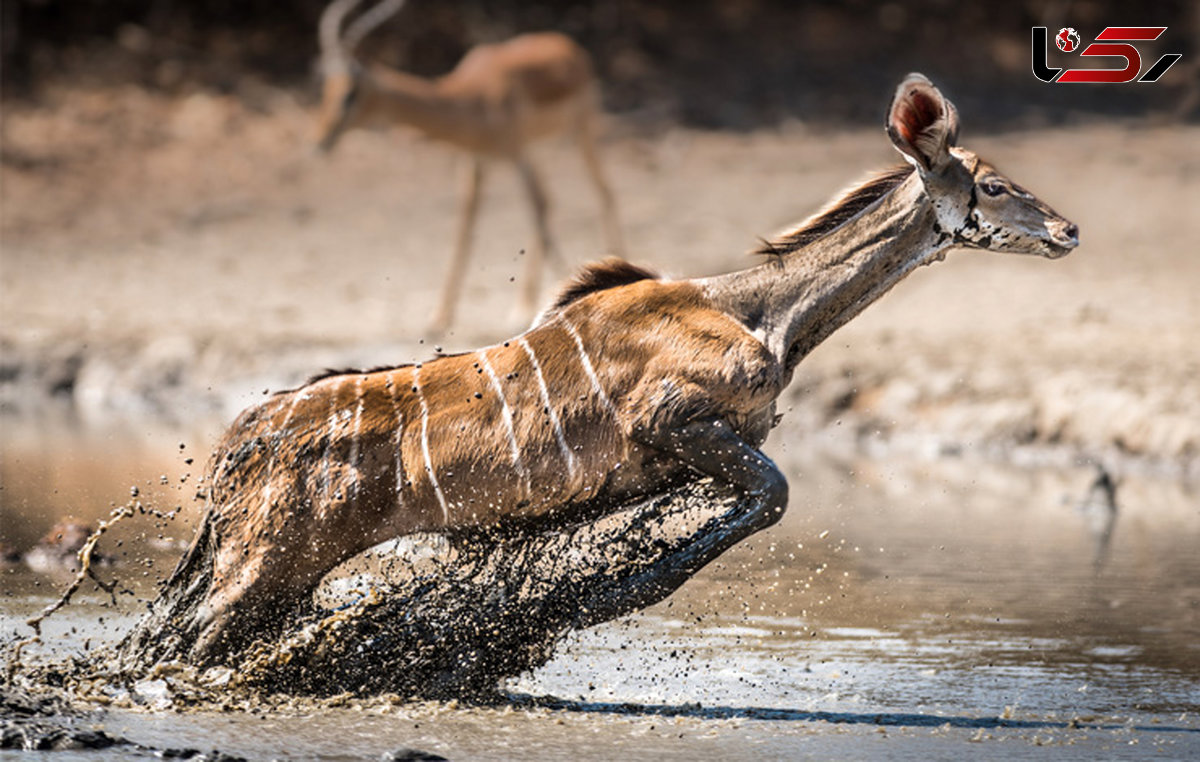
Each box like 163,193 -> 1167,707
1053,219 -> 1080,249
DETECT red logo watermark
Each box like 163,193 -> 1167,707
1033,26 -> 1182,83
1056,28 -> 1080,53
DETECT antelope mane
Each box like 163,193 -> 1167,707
755,164 -> 915,257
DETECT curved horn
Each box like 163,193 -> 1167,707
342,0 -> 407,54
319,0 -> 366,63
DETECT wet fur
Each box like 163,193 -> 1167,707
150,272 -> 781,661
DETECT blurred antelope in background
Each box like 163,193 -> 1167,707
315,0 -> 625,333
148,74 -> 1077,661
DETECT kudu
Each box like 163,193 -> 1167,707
315,0 -> 625,333
158,74 -> 1077,661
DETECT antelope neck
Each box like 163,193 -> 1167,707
702,170 -> 951,369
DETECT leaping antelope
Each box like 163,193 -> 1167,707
315,0 -> 625,333
154,74 -> 1077,661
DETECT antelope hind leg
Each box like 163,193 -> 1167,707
514,156 -> 559,322
576,109 -> 624,256
430,158 -> 486,335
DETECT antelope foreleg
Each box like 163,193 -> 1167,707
637,416 -> 789,520
562,418 -> 787,626
567,478 -> 778,629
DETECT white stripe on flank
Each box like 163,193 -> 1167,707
387,371 -> 405,503
477,350 -> 528,483
322,378 -> 345,500
414,364 -> 450,523
736,319 -> 769,348
560,318 -> 616,416
518,336 -> 577,476
262,391 -> 305,505
347,376 -> 365,501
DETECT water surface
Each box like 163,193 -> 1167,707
2,429 -> 1198,759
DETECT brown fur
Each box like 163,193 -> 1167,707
181,275 -> 780,656
332,33 -> 598,156
302,363 -> 411,388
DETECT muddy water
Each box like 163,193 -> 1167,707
2,426 -> 1198,759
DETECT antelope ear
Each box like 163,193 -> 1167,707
886,73 -> 959,172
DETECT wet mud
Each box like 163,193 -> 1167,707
19,480 -> 755,702
1,685 -> 125,751
227,481 -> 750,699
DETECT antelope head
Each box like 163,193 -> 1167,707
315,0 -> 407,152
887,73 -> 1079,259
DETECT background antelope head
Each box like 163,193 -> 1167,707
887,73 -> 1079,259
316,0 -> 407,152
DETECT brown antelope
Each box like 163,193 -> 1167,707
160,74 -> 1077,661
315,0 -> 625,333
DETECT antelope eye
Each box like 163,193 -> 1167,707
980,180 -> 1005,197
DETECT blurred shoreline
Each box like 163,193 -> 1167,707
3,87 -> 1199,513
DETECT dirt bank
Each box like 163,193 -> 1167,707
2,85 -> 1198,479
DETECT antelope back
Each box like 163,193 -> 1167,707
205,270 -> 778,539
209,334 -> 620,534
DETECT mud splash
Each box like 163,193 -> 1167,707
3,448 -> 1198,758
242,481 -> 750,699
11,479 -> 765,704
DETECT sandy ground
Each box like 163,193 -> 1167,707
2,83 -> 1199,480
